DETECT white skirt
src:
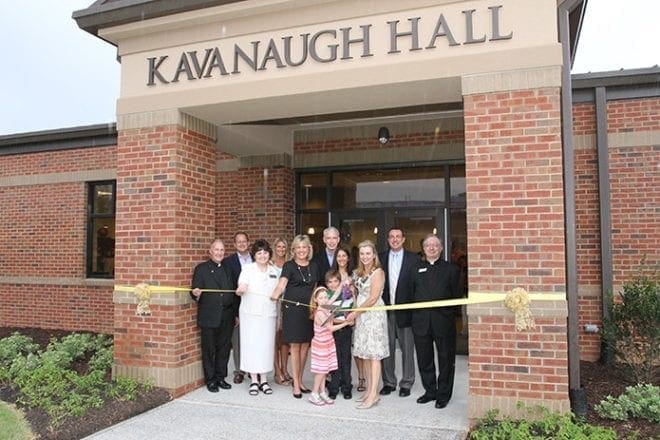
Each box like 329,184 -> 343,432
239,312 -> 276,374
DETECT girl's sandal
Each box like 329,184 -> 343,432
357,378 -> 366,392
259,382 -> 273,395
248,382 -> 260,396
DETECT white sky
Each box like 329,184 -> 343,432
0,0 -> 658,136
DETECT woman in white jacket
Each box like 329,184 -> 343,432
236,239 -> 280,396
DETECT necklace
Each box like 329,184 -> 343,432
297,264 -> 312,284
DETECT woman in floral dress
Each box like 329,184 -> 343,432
349,240 -> 389,409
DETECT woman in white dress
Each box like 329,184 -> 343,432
348,240 -> 389,409
236,239 -> 280,396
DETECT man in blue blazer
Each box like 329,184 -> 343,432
379,227 -> 420,397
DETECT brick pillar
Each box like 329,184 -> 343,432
112,110 -> 217,396
462,67 -> 570,419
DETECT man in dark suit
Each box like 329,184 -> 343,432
379,227 -> 419,398
310,226 -> 339,284
222,231 -> 253,384
191,239 -> 238,392
409,234 -> 460,409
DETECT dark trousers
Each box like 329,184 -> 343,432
413,329 -> 456,404
200,310 -> 234,383
329,326 -> 353,393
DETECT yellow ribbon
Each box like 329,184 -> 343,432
116,284 -> 564,312
115,285 -> 234,293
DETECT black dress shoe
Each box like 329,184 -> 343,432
435,400 -> 448,409
293,392 -> 302,399
399,388 -> 411,397
328,391 -> 338,400
206,381 -> 219,393
216,379 -> 232,390
416,394 -> 435,404
343,390 -> 352,400
379,385 -> 395,395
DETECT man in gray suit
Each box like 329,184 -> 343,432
379,227 -> 419,397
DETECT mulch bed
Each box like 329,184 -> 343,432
1,327 -> 657,439
0,327 -> 172,440
581,360 -> 659,439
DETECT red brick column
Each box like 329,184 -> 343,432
112,111 -> 217,396
462,69 -> 570,418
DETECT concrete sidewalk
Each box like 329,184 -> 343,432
84,355 -> 469,440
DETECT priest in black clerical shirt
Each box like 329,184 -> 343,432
190,239 -> 238,392
408,234 -> 460,409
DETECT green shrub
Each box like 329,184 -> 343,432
602,267 -> 659,384
470,404 -> 617,440
40,333 -> 107,369
0,333 -> 39,382
88,343 -> 114,373
595,383 -> 660,423
0,331 -> 149,427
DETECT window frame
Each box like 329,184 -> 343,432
86,180 -> 116,279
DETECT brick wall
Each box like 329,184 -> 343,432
464,87 -> 569,416
572,103 -> 596,136
608,99 -> 659,281
294,130 -> 464,154
607,97 -> 660,133
572,97 -> 660,361
216,161 -> 295,250
0,146 -> 116,333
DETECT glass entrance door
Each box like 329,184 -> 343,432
335,208 -> 443,258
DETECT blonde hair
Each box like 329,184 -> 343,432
355,239 -> 381,278
290,234 -> 313,261
309,286 -> 328,319
272,237 -> 289,259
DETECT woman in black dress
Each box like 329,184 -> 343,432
271,234 -> 320,398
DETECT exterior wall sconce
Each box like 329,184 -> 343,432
307,227 -> 315,235
378,126 -> 390,145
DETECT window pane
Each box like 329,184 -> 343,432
299,174 -> 327,210
450,164 -> 466,205
91,219 -> 115,277
449,208 -> 467,296
332,167 -> 445,209
93,184 -> 114,214
298,212 -> 327,257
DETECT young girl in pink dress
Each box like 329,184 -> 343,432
308,286 -> 350,406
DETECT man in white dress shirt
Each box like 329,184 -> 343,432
378,227 -> 419,397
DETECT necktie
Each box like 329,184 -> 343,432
390,253 -> 398,303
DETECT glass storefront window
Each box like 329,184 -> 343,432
299,173 -> 327,210
332,167 -> 445,209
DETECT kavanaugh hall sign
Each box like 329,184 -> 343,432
146,5 -> 513,85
